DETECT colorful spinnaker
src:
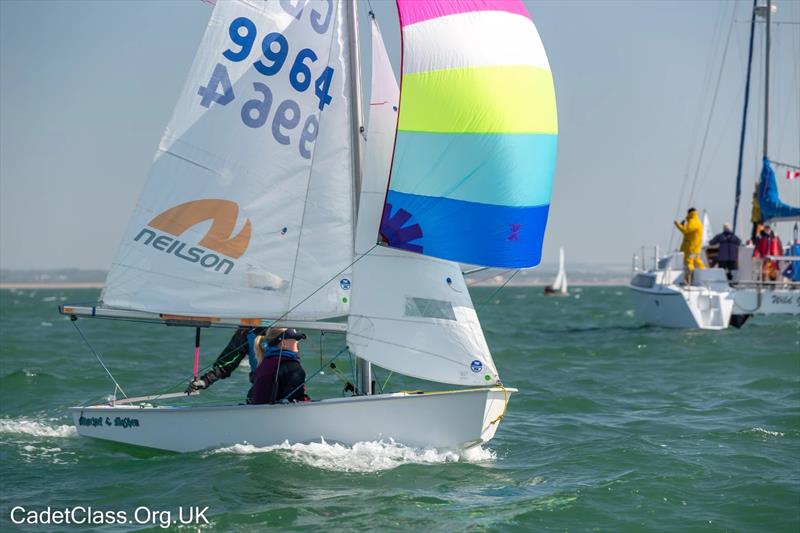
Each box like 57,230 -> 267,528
380,0 -> 558,268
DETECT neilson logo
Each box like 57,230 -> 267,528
133,199 -> 252,275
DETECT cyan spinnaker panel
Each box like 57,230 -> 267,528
380,0 -> 558,268
758,158 -> 800,222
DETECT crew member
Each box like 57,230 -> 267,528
185,326 -> 266,396
674,207 -> 706,285
709,223 -> 742,281
250,328 -> 310,404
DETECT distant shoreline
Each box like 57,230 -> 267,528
0,283 -> 104,289
1,281 -> 628,289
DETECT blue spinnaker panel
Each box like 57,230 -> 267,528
758,158 -> 800,222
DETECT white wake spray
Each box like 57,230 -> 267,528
212,438 -> 495,473
0,417 -> 77,438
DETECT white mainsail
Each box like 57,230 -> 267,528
551,246 -> 568,294
103,0 -> 355,320
346,19 -> 498,386
701,212 -> 713,248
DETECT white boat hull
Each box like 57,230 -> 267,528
629,269 -> 734,330
71,387 -> 513,453
732,286 -> 800,316
630,285 -> 733,329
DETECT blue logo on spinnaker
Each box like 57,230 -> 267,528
340,278 -> 351,290
470,360 -> 483,373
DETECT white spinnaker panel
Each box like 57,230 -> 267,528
347,21 -> 498,386
103,0 -> 354,319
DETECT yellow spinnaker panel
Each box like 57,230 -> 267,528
398,66 -> 557,134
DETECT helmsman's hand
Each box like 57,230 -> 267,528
185,378 -> 208,394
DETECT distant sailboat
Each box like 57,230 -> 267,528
544,246 -> 568,296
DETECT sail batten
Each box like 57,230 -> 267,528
381,0 -> 557,269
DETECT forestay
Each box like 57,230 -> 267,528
380,0 -> 558,268
347,18 -> 498,386
103,0 -> 356,320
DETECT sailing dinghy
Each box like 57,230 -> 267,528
544,246 -> 568,296
61,0 -> 558,452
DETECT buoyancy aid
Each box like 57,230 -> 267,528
246,330 -> 258,377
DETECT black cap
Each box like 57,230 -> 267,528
267,328 -> 307,346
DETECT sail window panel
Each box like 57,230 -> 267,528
405,297 -> 456,321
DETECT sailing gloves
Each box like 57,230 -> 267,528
185,378 -> 208,394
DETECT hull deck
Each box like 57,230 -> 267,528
71,387 -> 515,453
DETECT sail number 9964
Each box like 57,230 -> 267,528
197,14 -> 335,160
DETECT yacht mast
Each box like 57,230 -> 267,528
732,0 -> 757,234
763,0 -> 771,159
345,0 -> 372,395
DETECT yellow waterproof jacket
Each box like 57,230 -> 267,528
674,211 -> 703,255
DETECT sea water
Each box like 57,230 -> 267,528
0,287 -> 798,531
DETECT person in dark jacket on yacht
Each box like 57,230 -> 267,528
708,223 -> 742,281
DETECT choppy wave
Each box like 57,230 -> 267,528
0,417 -> 77,438
213,439 -> 495,473
746,427 -> 785,438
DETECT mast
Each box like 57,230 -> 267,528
732,0 -> 758,234
346,0 -> 365,226
763,0 -> 771,159
346,0 -> 372,395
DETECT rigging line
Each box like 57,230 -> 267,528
381,370 -> 393,392
346,330 -> 488,367
687,2 -> 737,206
475,270 -> 520,314
774,25 -> 794,155
280,346 -> 349,402
773,161 -> 800,170
271,243 -> 379,330
71,319 -> 128,399
671,1 -> 731,251
678,2 -> 729,207
466,268 -> 514,287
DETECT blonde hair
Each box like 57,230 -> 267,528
264,327 -> 288,345
255,327 -> 287,365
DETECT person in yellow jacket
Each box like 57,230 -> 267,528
674,207 -> 705,285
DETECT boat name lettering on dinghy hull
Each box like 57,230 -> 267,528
134,228 -> 235,275
78,416 -> 103,427
79,416 -> 139,429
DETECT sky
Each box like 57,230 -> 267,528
1,0 -> 798,271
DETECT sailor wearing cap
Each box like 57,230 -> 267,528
250,328 -> 310,404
